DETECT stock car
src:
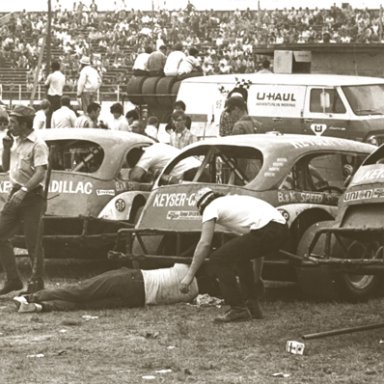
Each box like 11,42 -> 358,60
0,128 -> 154,258
115,133 -> 376,299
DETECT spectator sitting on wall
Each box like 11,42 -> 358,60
177,47 -> 202,77
164,43 -> 186,77
132,46 -> 152,76
107,102 -> 130,131
147,45 -> 167,76
33,99 -> 51,130
51,95 -> 77,128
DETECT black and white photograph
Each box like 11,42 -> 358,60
0,0 -> 384,382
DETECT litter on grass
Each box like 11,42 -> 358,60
286,340 -> 305,355
272,372 -> 291,378
82,315 -> 99,321
27,353 -> 45,358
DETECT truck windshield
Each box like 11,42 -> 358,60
342,84 -> 384,116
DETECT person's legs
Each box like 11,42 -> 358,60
29,267 -> 145,311
0,200 -> 23,293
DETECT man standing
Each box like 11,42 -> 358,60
76,56 -> 102,113
74,102 -> 101,128
180,188 -> 288,323
32,99 -> 51,130
44,61 -> 66,127
0,105 -> 49,295
51,96 -> 77,128
169,111 -> 197,149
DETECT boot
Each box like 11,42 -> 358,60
214,306 -> 252,323
246,299 -> 264,319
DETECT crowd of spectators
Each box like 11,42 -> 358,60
1,1 -> 384,89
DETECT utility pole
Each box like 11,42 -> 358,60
46,0 -> 52,77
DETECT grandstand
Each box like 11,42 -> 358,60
1,4 -> 384,102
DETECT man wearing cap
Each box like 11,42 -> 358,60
179,188 -> 289,323
0,105 -> 49,295
225,97 -> 262,135
77,56 -> 102,113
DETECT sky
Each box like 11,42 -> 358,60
3,0 -> 384,12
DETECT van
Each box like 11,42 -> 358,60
174,73 -> 384,143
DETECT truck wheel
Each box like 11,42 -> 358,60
126,76 -> 146,105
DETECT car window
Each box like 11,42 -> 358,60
48,140 -> 104,173
279,153 -> 367,192
160,145 -> 263,186
310,88 -> 346,114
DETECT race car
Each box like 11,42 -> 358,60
110,133 -> 376,299
0,128 -> 154,258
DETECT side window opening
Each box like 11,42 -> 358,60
310,88 -> 346,114
119,147 -> 145,180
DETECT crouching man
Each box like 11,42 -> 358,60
179,188 -> 289,323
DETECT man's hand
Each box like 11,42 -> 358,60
2,130 -> 14,150
8,189 -> 27,209
179,275 -> 194,294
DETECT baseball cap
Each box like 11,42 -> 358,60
195,187 -> 214,209
9,105 -> 36,118
224,96 -> 246,112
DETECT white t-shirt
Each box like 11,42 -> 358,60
33,110 -> 46,130
133,52 -> 150,71
51,106 -> 77,128
108,115 -> 130,131
177,55 -> 200,75
202,195 -> 286,235
164,51 -> 186,76
136,143 -> 200,177
45,70 -> 66,96
142,264 -> 198,305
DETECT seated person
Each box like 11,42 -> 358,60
177,47 -> 202,77
14,263 -> 216,313
128,143 -> 201,183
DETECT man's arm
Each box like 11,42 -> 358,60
129,166 -> 146,182
2,133 -> 13,171
180,219 -> 215,292
76,70 -> 86,96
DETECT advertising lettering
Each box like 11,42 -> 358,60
278,191 -> 325,204
350,166 -> 384,186
0,180 -> 12,194
343,188 -> 384,202
152,192 -> 196,208
49,180 -> 93,195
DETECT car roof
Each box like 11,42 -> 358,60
180,73 -> 384,87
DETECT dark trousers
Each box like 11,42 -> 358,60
206,221 -> 289,307
0,188 -> 45,281
46,95 -> 61,128
29,268 -> 145,311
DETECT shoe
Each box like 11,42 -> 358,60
255,279 -> 265,299
26,278 -> 44,293
214,306 -> 252,323
246,299 -> 264,319
18,302 -> 43,313
0,278 -> 23,295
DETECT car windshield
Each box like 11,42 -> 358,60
160,145 -> 263,186
342,84 -> 384,115
48,140 -> 104,173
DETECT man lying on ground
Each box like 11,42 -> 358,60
13,263 -> 214,313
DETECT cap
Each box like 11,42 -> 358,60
195,187 -> 214,209
79,56 -> 91,65
224,96 -> 246,112
9,105 -> 36,118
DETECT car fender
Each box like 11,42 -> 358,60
97,191 -> 149,221
277,203 -> 338,227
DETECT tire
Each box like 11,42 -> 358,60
156,76 -> 178,107
296,221 -> 380,301
142,76 -> 162,107
126,76 -> 146,105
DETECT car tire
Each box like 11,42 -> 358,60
296,221 -> 380,301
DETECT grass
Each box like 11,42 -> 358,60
0,263 -> 384,384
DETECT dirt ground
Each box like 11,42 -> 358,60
1,268 -> 383,384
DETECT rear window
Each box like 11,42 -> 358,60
48,140 -> 104,173
160,145 -> 263,186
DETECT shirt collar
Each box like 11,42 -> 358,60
16,130 -> 38,144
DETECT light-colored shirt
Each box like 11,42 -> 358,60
108,115 -> 130,131
51,106 -> 77,128
142,263 -> 198,305
177,55 -> 200,75
202,195 -> 286,235
44,70 -> 66,96
164,51 -> 186,76
132,52 -> 150,71
33,110 -> 46,130
170,128 -> 197,149
77,65 -> 102,96
144,125 -> 158,140
10,131 -> 49,187
74,114 -> 97,128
